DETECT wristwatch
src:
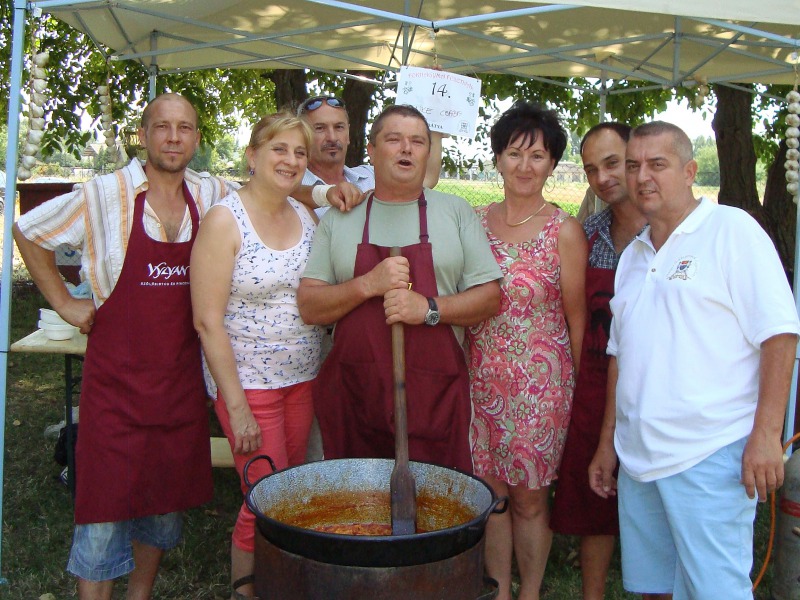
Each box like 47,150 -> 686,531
424,297 -> 440,326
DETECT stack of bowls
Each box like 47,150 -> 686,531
38,308 -> 79,340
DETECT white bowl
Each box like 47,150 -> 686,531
37,320 -> 79,341
39,308 -> 68,326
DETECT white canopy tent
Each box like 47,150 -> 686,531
1,0 -> 799,580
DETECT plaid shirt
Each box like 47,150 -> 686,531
585,207 -> 648,270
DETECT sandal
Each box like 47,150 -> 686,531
232,574 -> 257,600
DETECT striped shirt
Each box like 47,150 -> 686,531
16,158 -> 237,306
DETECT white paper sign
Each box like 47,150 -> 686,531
395,67 -> 481,139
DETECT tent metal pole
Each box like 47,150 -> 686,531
786,192 -> 800,456
0,0 -> 30,584
672,17 -> 682,84
402,0 -> 410,65
149,32 -> 157,100
599,66 -> 607,122
695,18 -> 800,48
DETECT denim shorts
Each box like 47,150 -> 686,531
66,513 -> 182,581
618,437 -> 756,599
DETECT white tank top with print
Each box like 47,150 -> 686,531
203,191 -> 323,396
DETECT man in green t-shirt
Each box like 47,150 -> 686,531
298,104 -> 501,472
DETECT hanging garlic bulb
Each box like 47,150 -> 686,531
785,89 -> 800,202
97,79 -> 117,154
27,130 -> 44,144
18,50 -> 50,180
32,51 -> 49,66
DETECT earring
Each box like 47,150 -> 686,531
495,171 -> 504,190
249,167 -> 255,176
544,175 -> 555,194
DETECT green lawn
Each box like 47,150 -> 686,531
435,177 -> 726,214
436,179 -> 585,214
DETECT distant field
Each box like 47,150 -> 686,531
437,177 -> 729,217
436,179 -> 583,216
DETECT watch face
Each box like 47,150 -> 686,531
425,310 -> 440,326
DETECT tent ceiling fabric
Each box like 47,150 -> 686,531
40,0 -> 800,87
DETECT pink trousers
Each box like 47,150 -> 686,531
215,381 -> 314,552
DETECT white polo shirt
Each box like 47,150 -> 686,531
608,198 -> 800,482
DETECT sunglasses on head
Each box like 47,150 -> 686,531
298,96 -> 346,115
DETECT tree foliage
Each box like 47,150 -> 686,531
693,136 -> 720,186
0,4 -> 277,160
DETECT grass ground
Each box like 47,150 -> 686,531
0,207 -> 779,599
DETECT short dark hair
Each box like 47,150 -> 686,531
580,122 -> 632,154
630,121 -> 693,163
368,104 -> 431,145
490,100 -> 568,168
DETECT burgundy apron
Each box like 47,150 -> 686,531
551,232 -> 618,534
313,194 -> 473,473
75,186 -> 213,524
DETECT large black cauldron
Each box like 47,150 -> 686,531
244,457 -> 506,568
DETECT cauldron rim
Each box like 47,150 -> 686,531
248,457 -> 492,538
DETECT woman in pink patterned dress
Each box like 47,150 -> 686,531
467,100 -> 588,600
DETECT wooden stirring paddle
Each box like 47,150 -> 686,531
389,246 -> 417,535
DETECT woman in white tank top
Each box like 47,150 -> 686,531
190,112 -> 322,600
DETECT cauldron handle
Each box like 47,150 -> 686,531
476,576 -> 499,599
491,495 -> 509,515
243,454 -> 278,488
466,495 -> 510,536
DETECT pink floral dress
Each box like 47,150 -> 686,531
467,205 -> 575,489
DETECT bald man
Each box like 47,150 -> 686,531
14,93 -> 236,600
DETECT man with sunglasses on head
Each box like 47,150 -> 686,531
296,95 -> 445,214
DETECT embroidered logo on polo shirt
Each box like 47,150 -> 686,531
667,256 -> 697,280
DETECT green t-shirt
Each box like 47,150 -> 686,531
303,188 -> 501,342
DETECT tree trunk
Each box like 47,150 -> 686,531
712,84 -> 761,216
342,71 -> 376,167
763,140 -> 796,277
268,69 -> 309,112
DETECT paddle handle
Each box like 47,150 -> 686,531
390,246 -> 409,465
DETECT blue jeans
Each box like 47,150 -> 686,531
67,513 -> 182,581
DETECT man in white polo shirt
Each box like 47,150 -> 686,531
588,121 -> 800,600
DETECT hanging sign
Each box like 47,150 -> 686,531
395,67 -> 481,139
